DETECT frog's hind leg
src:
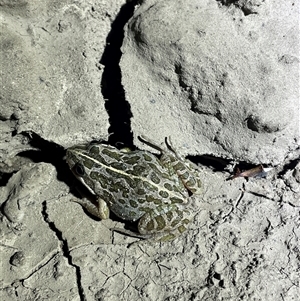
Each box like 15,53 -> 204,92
165,157 -> 202,195
161,138 -> 202,195
138,205 -> 193,241
139,136 -> 202,195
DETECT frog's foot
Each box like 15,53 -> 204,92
137,205 -> 193,241
138,136 -> 180,156
72,197 -> 110,220
111,227 -> 149,240
138,135 -> 164,153
158,137 -> 202,195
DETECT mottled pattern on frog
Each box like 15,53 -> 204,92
66,137 -> 202,241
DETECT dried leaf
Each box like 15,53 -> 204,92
229,165 -> 273,180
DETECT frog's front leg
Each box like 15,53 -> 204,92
72,196 -> 110,220
138,204 -> 193,241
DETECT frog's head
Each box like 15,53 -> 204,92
66,144 -> 98,195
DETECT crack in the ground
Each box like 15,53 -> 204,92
100,1 -> 139,148
0,171 -> 15,186
41,201 -> 86,301
215,0 -> 259,16
3,251 -> 60,292
278,152 -> 300,177
188,154 -> 232,174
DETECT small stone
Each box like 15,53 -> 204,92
10,251 -> 25,267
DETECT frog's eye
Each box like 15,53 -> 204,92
75,163 -> 85,176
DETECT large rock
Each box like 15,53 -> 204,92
0,1 -> 111,166
121,0 -> 299,165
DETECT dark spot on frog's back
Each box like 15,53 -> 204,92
143,181 -> 158,192
150,172 -> 160,184
82,157 -> 94,169
159,190 -> 169,198
111,162 -> 125,170
155,215 -> 166,231
90,172 -> 108,188
111,181 -> 129,197
173,161 -> 186,172
170,197 -> 184,203
122,176 -> 138,189
129,200 -> 139,208
137,198 -> 146,203
122,155 -> 141,165
164,183 -> 173,191
102,189 -> 113,203
101,148 -> 121,160
132,165 -> 145,175
146,195 -> 160,204
166,210 -> 174,221
148,162 -> 161,171
136,188 -> 145,195
105,168 -> 120,178
143,153 -> 153,162
88,145 -> 100,155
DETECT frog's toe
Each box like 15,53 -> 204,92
185,178 -> 203,194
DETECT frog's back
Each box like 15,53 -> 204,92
67,143 -> 189,222
88,146 -> 187,221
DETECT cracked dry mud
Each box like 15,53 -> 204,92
1,1 -> 299,301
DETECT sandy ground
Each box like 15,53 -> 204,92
1,0 -> 299,300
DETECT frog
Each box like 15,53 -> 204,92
66,136 -> 202,241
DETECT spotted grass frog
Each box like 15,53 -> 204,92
66,136 -> 202,241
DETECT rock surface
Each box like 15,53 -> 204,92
1,0 -> 299,301
121,0 -> 299,165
